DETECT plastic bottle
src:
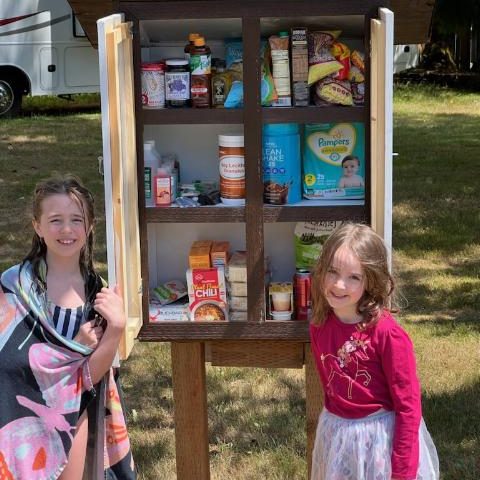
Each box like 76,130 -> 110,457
189,37 -> 212,108
184,33 -> 200,61
144,141 -> 161,206
154,166 -> 172,207
211,59 -> 231,108
219,133 -> 245,205
262,123 -> 301,204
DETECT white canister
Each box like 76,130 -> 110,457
219,134 -> 245,205
141,62 -> 166,108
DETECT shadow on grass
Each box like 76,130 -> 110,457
423,378 -> 480,479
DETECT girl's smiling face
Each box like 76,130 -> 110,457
33,193 -> 89,262
324,245 -> 366,323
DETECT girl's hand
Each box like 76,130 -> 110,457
93,286 -> 126,332
74,320 -> 104,348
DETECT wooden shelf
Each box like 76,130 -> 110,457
142,107 -> 243,125
139,320 -> 309,342
142,105 -> 365,125
263,204 -> 367,222
262,106 -> 366,124
145,206 -> 245,223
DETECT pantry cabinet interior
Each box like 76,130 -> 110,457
101,0 -> 391,345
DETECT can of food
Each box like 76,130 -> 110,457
294,269 -> 311,321
141,62 -> 166,108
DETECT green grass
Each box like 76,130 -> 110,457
1,86 -> 479,479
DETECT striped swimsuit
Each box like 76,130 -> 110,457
49,303 -> 85,340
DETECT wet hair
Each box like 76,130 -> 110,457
311,223 -> 395,327
22,175 -> 96,291
341,155 -> 360,167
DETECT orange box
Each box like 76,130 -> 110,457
210,241 -> 230,267
189,246 -> 211,269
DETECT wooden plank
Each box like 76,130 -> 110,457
139,320 -> 310,342
171,343 -> 210,480
210,341 -> 304,368
305,344 -> 323,480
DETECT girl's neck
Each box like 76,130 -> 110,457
333,308 -> 363,325
45,253 -> 81,277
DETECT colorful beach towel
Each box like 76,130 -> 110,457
0,262 -> 136,479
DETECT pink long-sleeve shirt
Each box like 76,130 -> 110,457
310,310 -> 421,480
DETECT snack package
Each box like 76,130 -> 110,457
294,221 -> 342,269
351,81 -> 365,105
351,50 -> 365,72
307,30 -> 343,85
152,280 -> 188,305
314,77 -> 353,106
331,42 -> 351,80
224,39 -> 277,107
348,65 -> 365,83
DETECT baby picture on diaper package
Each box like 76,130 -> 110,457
303,122 -> 365,200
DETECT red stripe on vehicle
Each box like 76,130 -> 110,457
0,12 -> 40,27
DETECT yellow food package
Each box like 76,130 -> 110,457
307,30 -> 343,85
348,65 -> 365,83
315,77 -> 353,106
351,50 -> 365,72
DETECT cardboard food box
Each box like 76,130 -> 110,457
291,27 -> 309,107
210,241 -> 230,267
186,267 -> 228,321
189,240 -> 213,269
149,297 -> 190,322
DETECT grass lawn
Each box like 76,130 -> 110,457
0,85 -> 479,479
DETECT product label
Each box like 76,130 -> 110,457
144,167 -> 152,199
165,72 -> 190,101
190,54 -> 211,75
141,70 -> 165,108
219,154 -> 245,199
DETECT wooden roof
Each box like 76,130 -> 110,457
68,0 -> 434,48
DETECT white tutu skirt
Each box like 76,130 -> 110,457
311,409 -> 439,480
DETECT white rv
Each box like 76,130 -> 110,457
0,0 -> 100,116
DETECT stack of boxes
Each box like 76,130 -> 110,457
226,251 -> 248,320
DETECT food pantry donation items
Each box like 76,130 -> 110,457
219,134 -> 245,205
186,268 -> 228,321
290,27 -> 309,106
268,282 -> 294,320
141,62 -> 166,108
294,221 -> 342,270
262,123 -> 301,205
149,280 -> 189,322
223,38 -> 277,108
269,32 -> 292,107
303,122 -> 365,200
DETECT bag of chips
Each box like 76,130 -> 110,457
307,31 -> 343,85
331,41 -> 351,80
351,50 -> 365,72
314,77 -> 353,106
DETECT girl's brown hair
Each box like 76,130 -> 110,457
22,175 -> 96,290
310,223 -> 395,326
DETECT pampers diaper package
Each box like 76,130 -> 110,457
303,122 -> 365,200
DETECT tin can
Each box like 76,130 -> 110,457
141,62 -> 166,108
294,269 -> 311,321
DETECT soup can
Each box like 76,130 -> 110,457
141,62 -> 166,108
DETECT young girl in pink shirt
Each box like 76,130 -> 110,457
309,223 -> 439,480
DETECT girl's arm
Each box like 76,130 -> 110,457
86,286 -> 126,384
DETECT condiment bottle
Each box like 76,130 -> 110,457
211,59 -> 231,108
189,37 -> 211,108
184,33 -> 200,61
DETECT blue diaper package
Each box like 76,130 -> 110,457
303,122 -> 365,200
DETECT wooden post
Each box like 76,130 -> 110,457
171,342 -> 210,480
305,343 -> 323,480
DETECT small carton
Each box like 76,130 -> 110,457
189,240 -> 212,269
290,27 -> 309,107
229,295 -> 247,312
186,267 -> 228,321
210,241 -> 230,267
149,297 -> 190,322
226,250 -> 247,283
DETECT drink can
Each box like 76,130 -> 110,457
294,268 -> 311,321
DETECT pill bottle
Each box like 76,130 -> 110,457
219,134 -> 245,205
